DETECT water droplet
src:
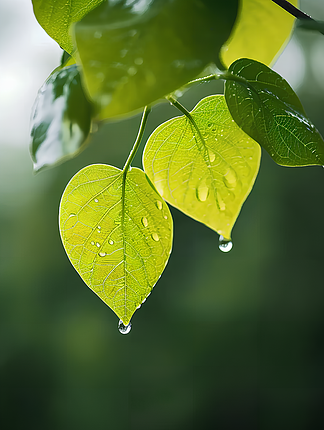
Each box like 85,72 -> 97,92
156,201 -> 163,210
164,215 -> 168,220
141,216 -> 148,228
97,229 -> 101,233
109,239 -> 114,245
96,242 -> 100,247
216,191 -> 226,211
196,182 -> 209,202
94,31 -> 102,39
223,168 -> 237,189
152,232 -> 159,241
219,235 -> 233,252
118,320 -> 132,335
69,213 -> 76,217
91,241 -> 95,245
94,198 -> 99,203
128,66 -> 137,76
208,149 -> 216,163
99,251 -> 106,257
134,57 -> 143,65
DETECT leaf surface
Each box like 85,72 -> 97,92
225,58 -> 324,166
59,165 -> 173,325
221,0 -> 298,67
143,95 -> 261,240
30,65 -> 92,172
32,0 -> 105,53
73,0 -> 238,119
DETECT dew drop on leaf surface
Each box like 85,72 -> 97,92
118,320 -> 132,335
156,201 -> 163,210
141,216 -> 148,228
151,232 -> 159,241
196,183 -> 209,202
219,235 -> 233,252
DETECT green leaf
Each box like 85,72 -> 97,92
73,0 -> 238,119
30,64 -> 92,172
221,0 -> 298,68
143,95 -> 261,240
32,0 -> 105,54
59,164 -> 173,325
224,58 -> 324,166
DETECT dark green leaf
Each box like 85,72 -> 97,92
225,58 -> 324,166
73,0 -> 238,119
30,65 -> 92,172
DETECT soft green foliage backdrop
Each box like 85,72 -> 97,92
1,1 -> 324,429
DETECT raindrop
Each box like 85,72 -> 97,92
96,242 -> 100,247
97,229 -> 101,233
219,235 -> 233,252
151,232 -> 159,241
118,320 -> 132,335
134,57 -> 143,65
141,216 -> 148,228
69,213 -> 76,217
128,66 -> 137,76
91,241 -> 95,245
223,168 -> 237,189
216,191 -> 226,211
108,239 -> 114,245
156,200 -> 163,210
196,182 -> 209,202
99,251 -> 106,257
94,198 -> 99,203
208,149 -> 216,163
164,215 -> 168,220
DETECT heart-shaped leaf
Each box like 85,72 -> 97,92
32,0 -> 105,54
221,0 -> 298,68
30,64 -> 92,172
59,164 -> 173,325
73,0 -> 238,119
143,95 -> 261,240
225,58 -> 324,166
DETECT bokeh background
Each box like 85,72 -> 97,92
1,1 -> 323,428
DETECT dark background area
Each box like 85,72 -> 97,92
0,1 -> 323,429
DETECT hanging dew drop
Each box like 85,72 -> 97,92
118,320 -> 132,335
108,239 -> 114,245
219,235 -> 233,252
94,199 -> 99,203
99,251 -> 106,257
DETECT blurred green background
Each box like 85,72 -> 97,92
0,1 -> 323,429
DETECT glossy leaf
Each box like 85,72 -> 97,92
73,0 -> 238,119
59,165 -> 173,325
143,95 -> 261,240
30,64 -> 92,172
32,0 -> 105,54
225,58 -> 324,166
221,0 -> 298,68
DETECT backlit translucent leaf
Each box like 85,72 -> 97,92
32,0 -> 105,53
225,58 -> 324,166
143,95 -> 261,240
59,164 -> 173,325
73,0 -> 238,119
221,0 -> 298,68
30,64 -> 92,172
